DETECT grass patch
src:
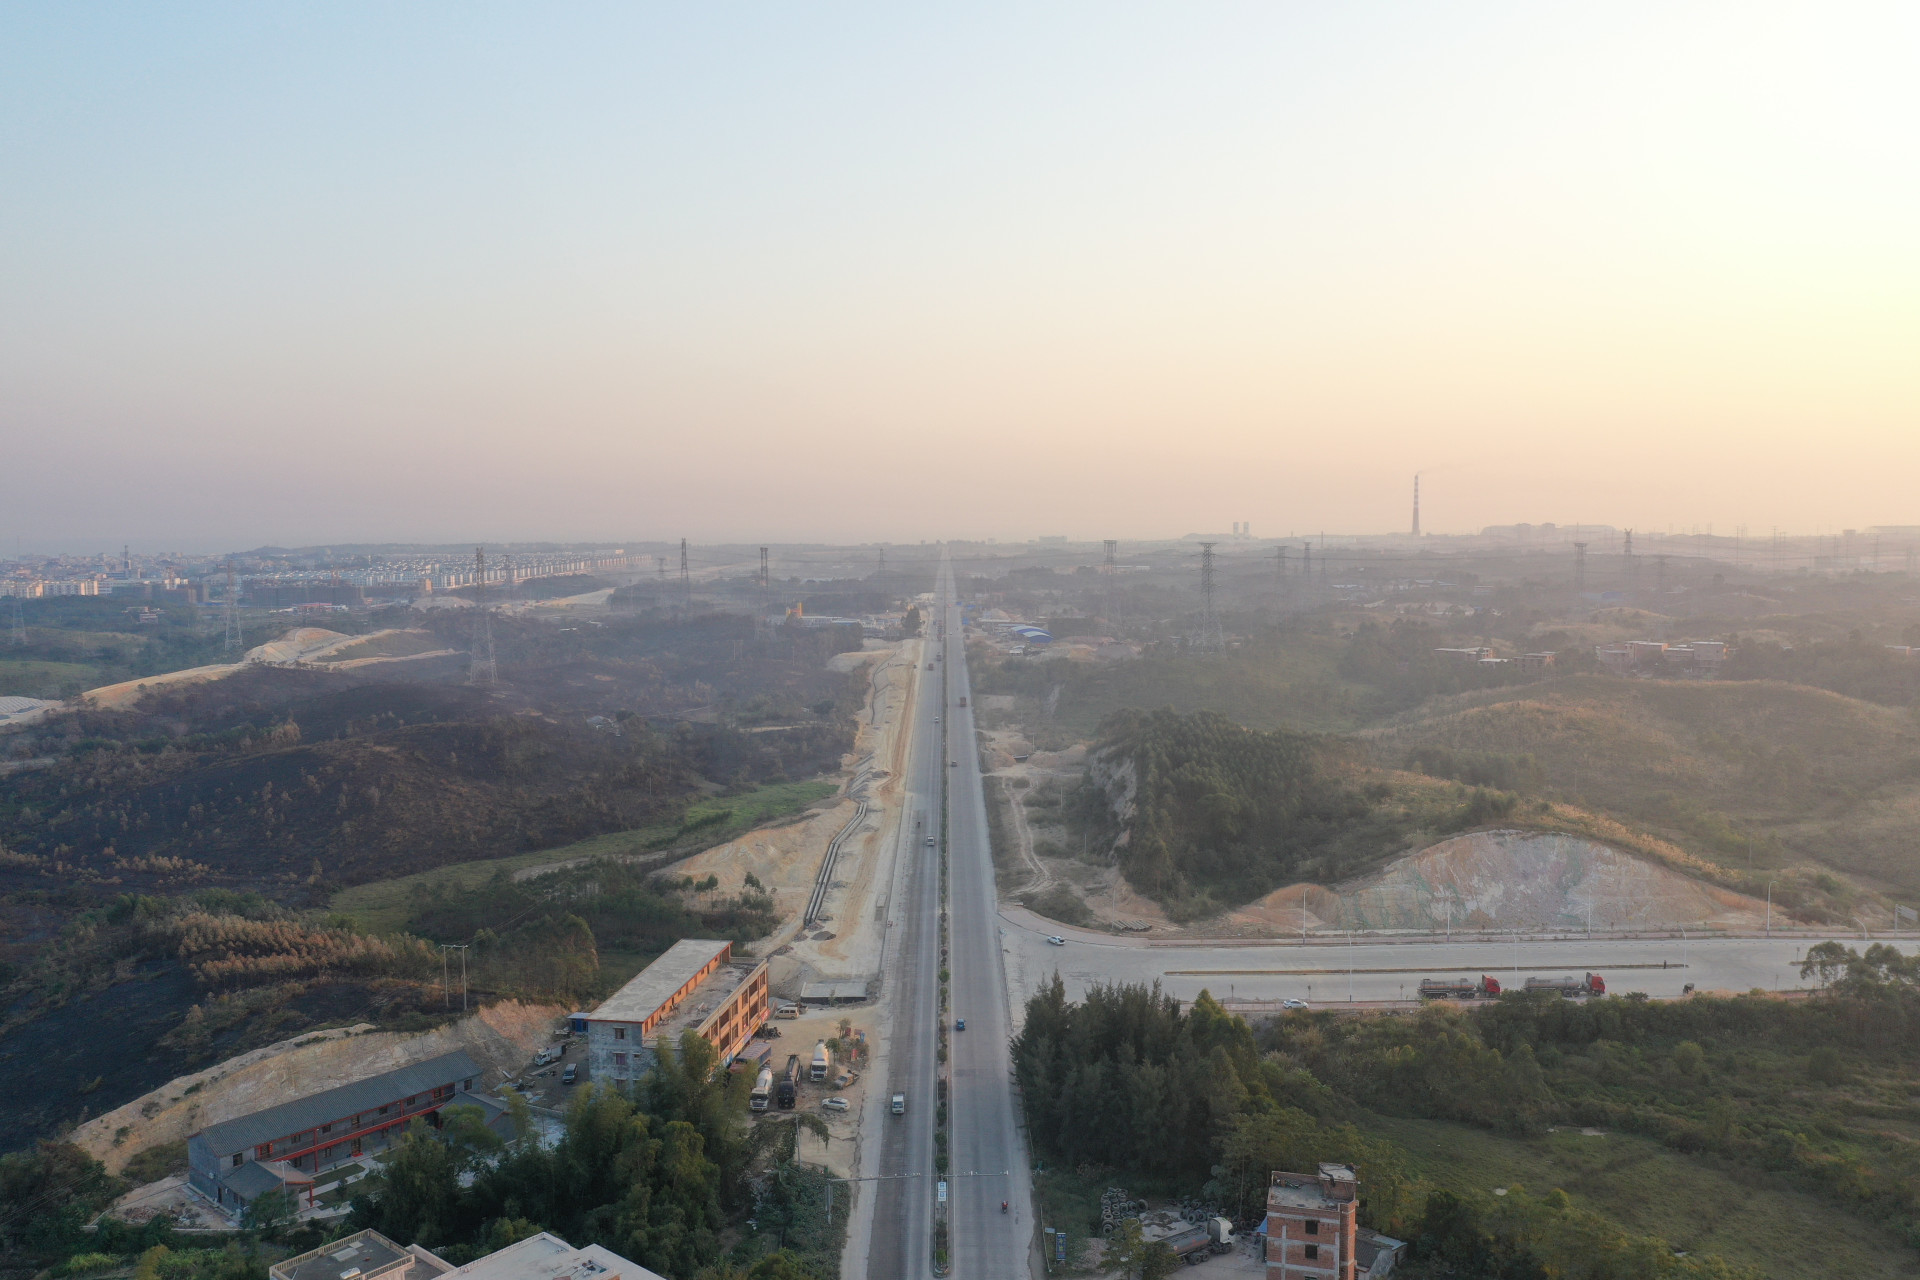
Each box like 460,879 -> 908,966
1023,885 -> 1094,927
121,1138 -> 187,1184
331,779 -> 837,934
1368,1113 -> 1920,1280
0,658 -> 102,698
594,948 -> 664,998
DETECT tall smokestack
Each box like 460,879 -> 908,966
1412,475 -> 1421,537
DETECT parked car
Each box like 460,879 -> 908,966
1046,936 -> 1066,946
822,1096 -> 849,1112
955,1019 -> 966,1031
562,1064 -> 578,1085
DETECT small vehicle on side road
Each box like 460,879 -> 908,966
1046,935 -> 1066,946
822,1096 -> 849,1112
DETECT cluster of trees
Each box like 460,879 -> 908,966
159,911 -> 440,987
406,857 -> 778,1004
1082,709 -> 1403,915
1403,744 -> 1546,794
1338,620 -> 1548,709
1012,980 -> 1767,1275
351,1032 -> 834,1280
1728,631 -> 1920,708
1013,978 -> 1414,1228
1269,965 -> 1920,1248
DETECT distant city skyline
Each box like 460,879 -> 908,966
4,4 -> 1917,549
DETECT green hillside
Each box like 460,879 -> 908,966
1369,675 -> 1920,906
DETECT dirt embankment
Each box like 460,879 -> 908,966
1227,829 -> 1768,934
668,640 -> 922,982
71,1001 -> 562,1174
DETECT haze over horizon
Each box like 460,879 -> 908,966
5,4 -> 1918,551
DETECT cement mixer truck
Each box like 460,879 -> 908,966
749,1065 -> 774,1112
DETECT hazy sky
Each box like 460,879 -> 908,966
4,4 -> 1917,551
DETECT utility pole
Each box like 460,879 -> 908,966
439,944 -> 470,1011
1198,542 -> 1222,650
1573,542 -> 1588,594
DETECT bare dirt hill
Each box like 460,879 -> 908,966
1226,829 -> 1767,935
1366,675 -> 1920,898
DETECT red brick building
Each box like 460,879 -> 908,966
1265,1164 -> 1359,1280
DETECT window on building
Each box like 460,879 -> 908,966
614,1053 -> 627,1067
256,1143 -> 273,1158
1305,1244 -> 1319,1261
231,1154 -> 244,1168
615,1027 -> 627,1040
1305,1220 -> 1319,1235
320,1123 -> 331,1134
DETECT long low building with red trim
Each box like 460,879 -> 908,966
187,1051 -> 488,1211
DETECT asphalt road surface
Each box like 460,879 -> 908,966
941,564 -> 1032,1279
864,592 -> 945,1280
1001,924 -> 1835,1014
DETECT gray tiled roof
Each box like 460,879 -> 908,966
197,1051 -> 484,1155
221,1159 -> 309,1199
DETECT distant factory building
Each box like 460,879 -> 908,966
584,940 -> 769,1091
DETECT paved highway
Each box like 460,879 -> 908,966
941,562 -> 1032,1279
863,595 -> 944,1280
1001,923 -> 1831,1013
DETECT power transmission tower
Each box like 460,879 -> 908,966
1411,473 -> 1421,537
1302,542 -> 1312,587
469,547 -> 497,685
1198,542 -> 1223,650
679,538 -> 691,611
8,595 -> 24,646
1623,529 -> 1635,591
1102,540 -> 1117,573
1275,545 -> 1288,589
1573,542 -> 1588,594
223,561 -> 242,651
656,555 -> 666,582
1655,555 -> 1668,595
759,546 -> 770,594
877,546 -> 886,576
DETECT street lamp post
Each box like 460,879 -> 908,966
1766,881 -> 1775,938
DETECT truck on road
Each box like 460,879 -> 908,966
1155,1219 -> 1235,1264
750,1065 -> 774,1112
1418,975 -> 1502,1000
777,1055 -> 800,1109
1524,973 -> 1607,998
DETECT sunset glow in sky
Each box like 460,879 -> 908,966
3,4 -> 1917,548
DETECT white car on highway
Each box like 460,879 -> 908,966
1282,998 -> 1309,1010
1046,936 -> 1066,946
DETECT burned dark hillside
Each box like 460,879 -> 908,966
0,614 -> 861,900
